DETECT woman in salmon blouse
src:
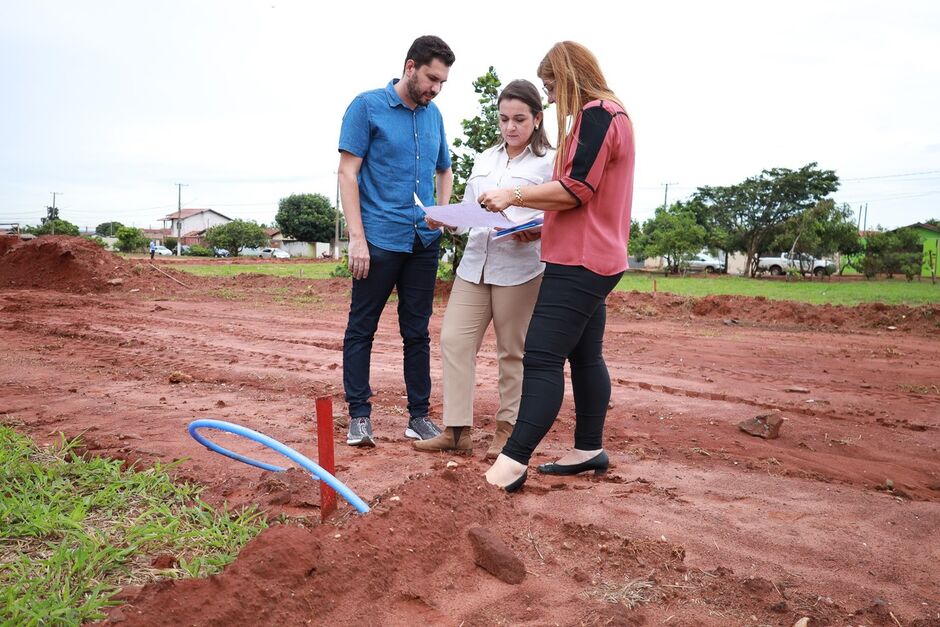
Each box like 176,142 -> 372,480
477,41 -> 635,491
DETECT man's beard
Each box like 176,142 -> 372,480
406,75 -> 432,106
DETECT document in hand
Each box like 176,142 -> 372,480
416,194 -> 514,228
492,217 -> 544,239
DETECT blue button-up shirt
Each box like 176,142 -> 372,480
338,80 -> 451,252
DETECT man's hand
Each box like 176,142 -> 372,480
347,238 -> 370,280
425,216 -> 454,231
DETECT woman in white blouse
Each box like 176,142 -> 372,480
415,79 -> 555,458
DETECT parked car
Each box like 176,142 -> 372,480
259,247 -> 290,259
173,245 -> 191,255
213,248 -> 230,258
152,245 -> 173,256
686,254 -> 723,273
757,252 -> 835,276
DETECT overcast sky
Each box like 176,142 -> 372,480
2,0 -> 939,234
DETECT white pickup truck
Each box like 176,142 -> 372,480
756,252 -> 835,276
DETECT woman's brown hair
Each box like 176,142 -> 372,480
538,41 -> 624,169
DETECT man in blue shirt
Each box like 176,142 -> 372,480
337,35 -> 455,447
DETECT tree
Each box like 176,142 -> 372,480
636,203 -> 707,273
685,196 -> 735,273
450,67 -> 502,204
204,220 -> 268,257
767,200 -> 861,274
863,228 -> 923,280
628,219 -> 645,261
115,226 -> 148,253
275,193 -> 336,244
29,219 -> 80,237
43,205 -> 59,224
95,221 -> 124,237
444,67 -> 502,271
694,163 -> 839,276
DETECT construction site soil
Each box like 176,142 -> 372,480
1,236 -> 938,626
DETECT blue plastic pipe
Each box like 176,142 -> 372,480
188,418 -> 369,514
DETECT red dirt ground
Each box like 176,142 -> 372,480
1,236 -> 938,626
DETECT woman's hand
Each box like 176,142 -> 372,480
511,226 -> 542,242
477,188 -> 514,213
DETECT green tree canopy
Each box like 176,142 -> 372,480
95,221 -> 124,237
204,220 -> 268,257
863,228 -> 923,280
442,66 -> 502,273
633,203 -> 707,273
768,200 -> 862,272
29,219 -> 80,237
694,162 -> 839,276
115,226 -> 148,253
275,193 -> 336,243
450,67 -> 502,204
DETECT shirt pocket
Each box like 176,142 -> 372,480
512,173 -> 545,187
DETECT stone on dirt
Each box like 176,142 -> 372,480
467,526 -> 526,584
168,371 -> 192,384
737,413 -> 784,439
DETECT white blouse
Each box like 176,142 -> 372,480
456,143 -> 556,286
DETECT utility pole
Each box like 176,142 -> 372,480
175,183 -> 188,256
661,182 -> 678,211
334,173 -> 342,260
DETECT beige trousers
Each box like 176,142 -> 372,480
440,274 -> 543,427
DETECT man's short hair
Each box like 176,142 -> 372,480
405,35 -> 455,70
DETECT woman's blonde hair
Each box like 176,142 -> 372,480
538,41 -> 623,169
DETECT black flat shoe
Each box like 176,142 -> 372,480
503,470 -> 528,493
537,451 -> 609,476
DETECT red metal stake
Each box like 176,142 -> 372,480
315,396 -> 337,522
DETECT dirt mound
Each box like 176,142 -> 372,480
0,236 -> 132,293
0,235 -> 21,256
609,291 -> 940,334
107,465 -> 685,625
102,463 -> 887,626
109,465 -> 505,625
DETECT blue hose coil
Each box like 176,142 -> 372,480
187,418 -> 370,514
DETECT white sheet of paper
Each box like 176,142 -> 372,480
417,196 -> 515,228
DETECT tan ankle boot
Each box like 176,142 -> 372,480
485,421 -> 514,460
412,426 -> 472,452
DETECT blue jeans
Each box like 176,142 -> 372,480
343,235 -> 440,419
501,263 -> 624,465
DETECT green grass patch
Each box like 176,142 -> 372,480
0,426 -> 267,625
208,287 -> 248,300
615,273 -> 940,306
177,262 -> 338,280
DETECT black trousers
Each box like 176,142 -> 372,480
343,235 -> 440,420
501,263 -> 623,465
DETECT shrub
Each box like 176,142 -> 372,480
330,254 -> 352,278
436,261 -> 454,281
188,244 -> 213,257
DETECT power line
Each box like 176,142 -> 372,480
841,169 -> 940,182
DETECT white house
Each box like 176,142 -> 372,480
161,208 -> 232,244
